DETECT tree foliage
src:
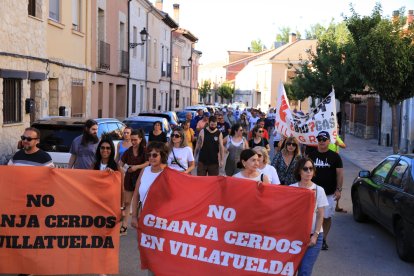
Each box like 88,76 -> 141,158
217,83 -> 235,102
345,4 -> 414,152
198,80 -> 211,100
250,39 -> 265,52
275,26 -> 301,43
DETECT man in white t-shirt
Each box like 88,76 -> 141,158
248,110 -> 259,130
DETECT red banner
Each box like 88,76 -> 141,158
138,168 -> 315,275
0,166 -> 121,275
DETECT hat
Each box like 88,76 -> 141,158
316,131 -> 330,140
204,112 -> 210,117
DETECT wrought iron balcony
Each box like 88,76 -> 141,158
98,40 -> 110,70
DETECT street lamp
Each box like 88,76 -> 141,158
129,28 -> 148,48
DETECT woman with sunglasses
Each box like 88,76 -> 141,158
167,128 -> 195,174
238,113 -> 249,137
233,149 -> 269,184
92,137 -> 125,250
248,125 -> 270,152
119,129 -> 148,236
271,136 -> 301,185
290,158 -> 328,276
115,127 -> 132,163
253,146 -> 280,184
131,141 -> 169,227
225,124 -> 249,176
149,121 -> 167,143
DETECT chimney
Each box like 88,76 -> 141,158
155,0 -> 163,11
392,10 -> 400,23
173,4 -> 180,24
407,10 -> 413,25
289,33 -> 297,43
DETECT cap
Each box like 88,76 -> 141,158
204,112 -> 210,117
316,131 -> 330,140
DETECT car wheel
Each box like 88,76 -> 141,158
395,219 -> 414,262
352,191 -> 368,222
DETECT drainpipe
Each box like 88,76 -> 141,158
126,0 -> 132,117
169,29 -> 177,111
144,7 -> 153,112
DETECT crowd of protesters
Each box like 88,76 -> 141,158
8,105 -> 345,276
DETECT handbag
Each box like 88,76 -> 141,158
172,148 -> 187,171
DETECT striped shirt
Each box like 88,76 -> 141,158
8,149 -> 54,167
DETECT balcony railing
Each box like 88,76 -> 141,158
120,50 -> 128,74
99,40 -> 110,70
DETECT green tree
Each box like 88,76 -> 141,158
290,21 -> 367,139
250,39 -> 265,52
275,26 -> 301,43
217,83 -> 235,103
346,4 -> 414,153
198,80 -> 211,102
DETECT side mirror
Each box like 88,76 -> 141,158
359,170 -> 370,178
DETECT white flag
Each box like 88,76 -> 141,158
275,82 -> 338,145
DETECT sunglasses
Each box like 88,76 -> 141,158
147,153 -> 159,158
317,137 -> 328,142
302,166 -> 314,172
238,129 -> 243,132
258,130 -> 264,133
172,134 -> 181,138
100,146 -> 111,150
286,142 -> 297,147
257,154 -> 262,158
21,136 -> 38,142
123,132 -> 130,134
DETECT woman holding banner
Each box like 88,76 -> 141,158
271,137 -> 301,185
253,146 -> 280,184
233,149 -> 269,184
119,129 -> 148,236
131,141 -> 169,227
290,157 -> 328,276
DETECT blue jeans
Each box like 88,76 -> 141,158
298,234 -> 323,276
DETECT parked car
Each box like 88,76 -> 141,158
184,105 -> 208,113
176,110 -> 196,124
351,154 -> 414,261
123,116 -> 172,142
139,112 -> 179,129
31,117 -> 126,168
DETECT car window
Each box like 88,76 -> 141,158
106,122 -> 123,140
34,125 -> 83,153
388,159 -> 409,189
371,158 -> 396,185
98,123 -> 108,138
123,121 -> 153,134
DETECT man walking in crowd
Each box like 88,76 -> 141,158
217,113 -> 231,142
308,131 -> 343,251
68,119 -> 100,169
248,109 -> 259,130
190,108 -> 204,132
8,127 -> 54,167
195,116 -> 224,176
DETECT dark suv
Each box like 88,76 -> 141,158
31,117 -> 125,168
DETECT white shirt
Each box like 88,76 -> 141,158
249,116 -> 259,130
167,146 -> 194,172
139,166 -> 163,206
290,183 -> 329,233
258,164 -> 280,184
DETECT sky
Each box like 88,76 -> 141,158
156,0 -> 413,64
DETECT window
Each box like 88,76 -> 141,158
388,160 -> 409,188
181,66 -> 185,80
175,90 -> 180,108
49,0 -> 60,22
371,158 -> 396,185
72,0 -> 81,31
152,88 -> 157,109
3,79 -> 22,124
28,0 -> 37,17
133,26 -> 137,58
132,84 -> 137,114
174,57 -> 178,73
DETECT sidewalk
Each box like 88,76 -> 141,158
339,134 -> 393,171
